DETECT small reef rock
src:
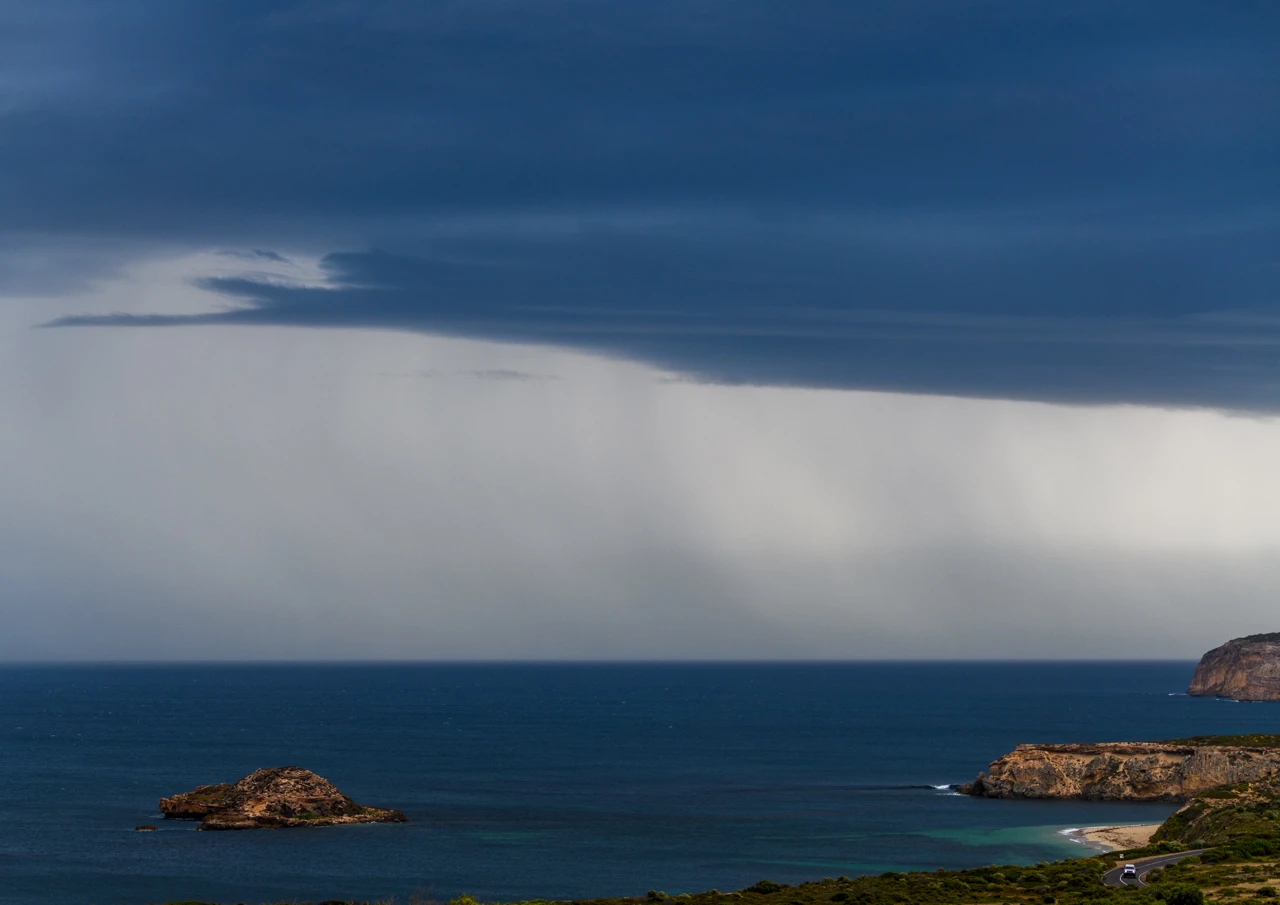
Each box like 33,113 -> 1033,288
1188,633 -> 1280,701
959,740 -> 1280,800
159,766 -> 407,830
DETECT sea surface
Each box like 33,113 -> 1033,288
1,662 -> 1276,905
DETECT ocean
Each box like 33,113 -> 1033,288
0,662 -> 1274,905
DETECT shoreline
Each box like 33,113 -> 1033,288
1059,824 -> 1161,853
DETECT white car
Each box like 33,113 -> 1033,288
1122,865 -> 1138,880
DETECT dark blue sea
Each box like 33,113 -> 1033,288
1,662 -> 1276,905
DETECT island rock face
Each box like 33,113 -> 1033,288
159,766 -> 407,830
1188,633 -> 1280,701
960,741 -> 1280,800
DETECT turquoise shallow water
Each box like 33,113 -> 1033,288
917,824 -> 1102,859
0,662 -> 1272,905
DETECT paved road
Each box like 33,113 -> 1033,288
1103,850 -> 1205,888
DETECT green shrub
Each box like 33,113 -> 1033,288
1154,885 -> 1204,905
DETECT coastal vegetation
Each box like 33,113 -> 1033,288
1154,780 -> 1280,852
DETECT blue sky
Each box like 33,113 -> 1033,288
2,1 -> 1279,658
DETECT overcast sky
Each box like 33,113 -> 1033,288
3,0 -> 1279,659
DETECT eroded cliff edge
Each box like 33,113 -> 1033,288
160,766 -> 407,830
959,738 -> 1280,800
1188,633 -> 1280,701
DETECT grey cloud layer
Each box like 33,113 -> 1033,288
8,296 -> 1280,660
7,0 -> 1280,406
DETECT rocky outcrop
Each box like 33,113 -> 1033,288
159,766 -> 407,830
1188,634 -> 1280,701
960,741 -> 1280,800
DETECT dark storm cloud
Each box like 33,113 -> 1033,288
9,0 -> 1280,406
50,237 -> 1280,408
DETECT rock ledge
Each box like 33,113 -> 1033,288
959,740 -> 1280,800
159,766 -> 407,830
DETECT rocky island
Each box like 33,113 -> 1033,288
159,766 -> 407,830
959,736 -> 1280,800
1188,632 -> 1280,701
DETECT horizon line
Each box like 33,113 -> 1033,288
0,657 -> 1202,667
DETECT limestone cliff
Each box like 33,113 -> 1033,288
159,766 -> 407,830
1188,633 -> 1280,701
960,740 -> 1280,800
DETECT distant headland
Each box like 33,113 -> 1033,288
159,766 -> 407,830
1188,633 -> 1280,701
958,735 -> 1280,800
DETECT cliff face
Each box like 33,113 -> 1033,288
159,766 -> 407,830
1188,634 -> 1280,701
960,742 -> 1280,800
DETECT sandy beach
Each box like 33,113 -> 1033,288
1070,824 -> 1162,852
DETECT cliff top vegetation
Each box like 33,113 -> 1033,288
1161,736 -> 1280,749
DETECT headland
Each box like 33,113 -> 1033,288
960,736 -> 1280,800
1189,633 -> 1280,701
